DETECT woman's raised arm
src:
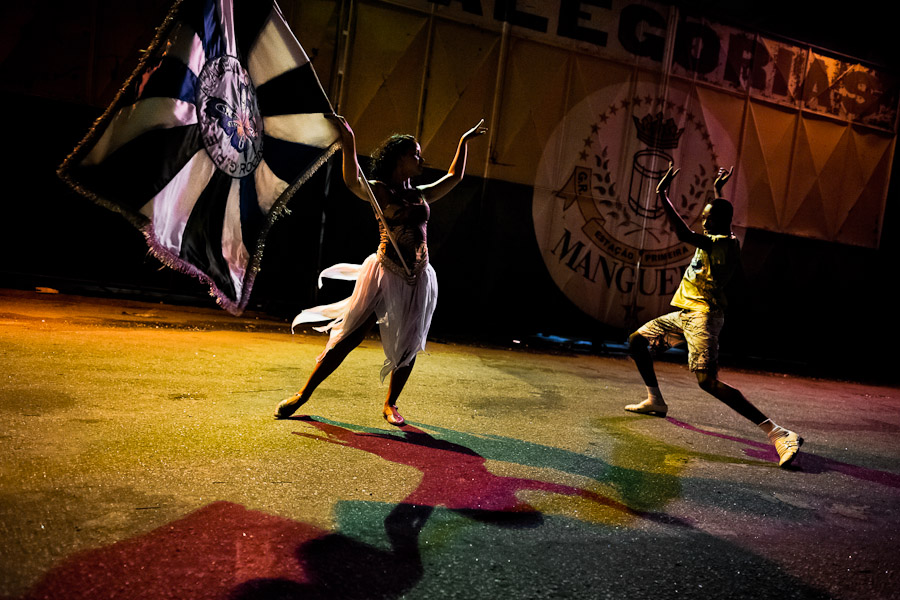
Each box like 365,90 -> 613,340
325,114 -> 370,202
419,119 -> 487,203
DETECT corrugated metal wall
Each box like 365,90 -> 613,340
269,0 -> 898,327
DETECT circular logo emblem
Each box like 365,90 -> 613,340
196,55 -> 263,178
532,88 -> 720,330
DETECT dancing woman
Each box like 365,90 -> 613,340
275,115 -> 487,425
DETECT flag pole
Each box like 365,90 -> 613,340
356,172 -> 413,277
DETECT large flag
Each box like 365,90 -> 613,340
58,0 -> 340,314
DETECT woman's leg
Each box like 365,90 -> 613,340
383,357 -> 415,426
377,264 -> 436,426
275,313 -> 378,418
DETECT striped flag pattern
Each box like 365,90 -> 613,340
59,0 -> 339,314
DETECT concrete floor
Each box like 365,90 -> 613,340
1,288 -> 898,599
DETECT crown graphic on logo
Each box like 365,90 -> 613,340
632,112 -> 684,149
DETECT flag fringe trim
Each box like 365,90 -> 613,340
56,0 -> 188,229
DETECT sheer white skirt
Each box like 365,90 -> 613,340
291,254 -> 438,380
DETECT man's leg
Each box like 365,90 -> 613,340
695,370 -> 766,423
629,332 -> 658,387
625,331 -> 668,416
695,370 -> 803,467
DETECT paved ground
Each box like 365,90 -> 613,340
1,288 -> 898,600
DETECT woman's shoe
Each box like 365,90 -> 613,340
274,393 -> 306,419
383,405 -> 405,426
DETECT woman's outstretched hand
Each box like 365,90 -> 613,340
462,119 -> 488,142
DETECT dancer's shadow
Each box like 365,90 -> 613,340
231,416 -> 648,599
291,416 -> 638,521
230,502 -> 431,600
16,418 -> 840,600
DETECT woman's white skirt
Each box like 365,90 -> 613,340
291,254 -> 438,380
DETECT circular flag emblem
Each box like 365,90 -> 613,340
196,55 -> 263,178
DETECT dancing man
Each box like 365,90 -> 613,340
625,163 -> 804,467
275,115 -> 487,425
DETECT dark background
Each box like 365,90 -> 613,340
1,1 -> 897,383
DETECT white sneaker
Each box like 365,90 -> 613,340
768,426 -> 803,467
624,399 -> 668,417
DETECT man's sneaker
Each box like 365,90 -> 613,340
768,426 -> 804,468
624,399 -> 668,417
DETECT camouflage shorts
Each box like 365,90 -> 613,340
637,309 -> 725,372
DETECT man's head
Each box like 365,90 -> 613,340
701,197 -> 733,235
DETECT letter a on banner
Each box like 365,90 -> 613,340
58,0 -> 340,314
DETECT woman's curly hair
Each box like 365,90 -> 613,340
370,134 -> 418,183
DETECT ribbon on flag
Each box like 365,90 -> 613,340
58,0 -> 340,314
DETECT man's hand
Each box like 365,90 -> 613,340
714,166 -> 733,196
656,161 -> 680,194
